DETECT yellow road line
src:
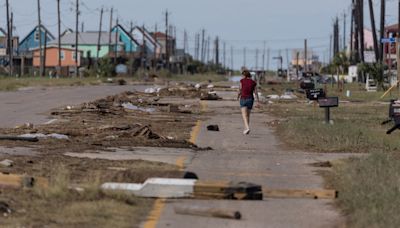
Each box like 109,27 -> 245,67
143,102 -> 206,228
175,156 -> 186,171
200,100 -> 208,112
142,199 -> 166,228
189,120 -> 202,144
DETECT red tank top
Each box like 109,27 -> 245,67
240,78 -> 257,99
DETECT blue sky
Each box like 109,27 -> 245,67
6,0 -> 400,69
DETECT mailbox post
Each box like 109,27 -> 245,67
318,97 -> 339,124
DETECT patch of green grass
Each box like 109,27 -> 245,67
328,153 -> 400,228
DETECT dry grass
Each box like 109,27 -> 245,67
327,153 -> 400,228
266,101 -> 400,153
0,165 -> 154,227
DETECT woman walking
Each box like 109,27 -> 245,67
238,70 -> 260,135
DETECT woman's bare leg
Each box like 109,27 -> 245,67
247,109 -> 251,127
241,107 -> 250,130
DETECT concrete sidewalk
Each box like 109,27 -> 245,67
150,92 -> 348,228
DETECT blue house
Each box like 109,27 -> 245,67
18,25 -> 55,54
111,24 -> 140,53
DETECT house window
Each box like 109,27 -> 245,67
60,51 -> 65,61
34,30 -> 40,41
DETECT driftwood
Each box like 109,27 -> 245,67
174,205 -> 241,220
0,136 -> 39,142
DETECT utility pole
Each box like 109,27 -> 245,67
96,7 -> 104,69
368,0 -> 380,62
380,0 -> 385,62
350,3 -> 354,63
329,34 -> 332,62
262,41 -> 266,71
165,10 -> 169,69
108,7 -> 113,51
354,0 -> 360,63
81,22 -> 84,32
343,12 -> 346,51
230,45 -> 234,70
114,17 -> 118,64
6,0 -> 11,77
397,0 -> 400,84
142,24 -> 147,69
255,48 -> 259,70
296,51 -> 300,80
201,29 -> 205,63
75,0 -> 79,77
215,36 -> 219,66
37,0 -> 43,77
43,30 -> 47,76
206,36 -> 210,63
266,48 -> 270,71
223,41 -> 226,69
243,47 -> 246,68
57,0 -> 61,77
358,0 -> 365,63
130,21 -> 134,74
9,10 -> 14,77
304,39 -> 308,72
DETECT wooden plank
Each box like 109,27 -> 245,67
193,192 -> 233,200
0,173 -> 23,188
263,189 -> 337,199
174,205 -> 241,220
194,181 -> 231,194
0,173 -> 48,189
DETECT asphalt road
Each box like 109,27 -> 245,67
151,91 -> 350,228
0,85 -> 147,128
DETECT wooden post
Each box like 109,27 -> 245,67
75,0 -> 79,77
96,8 -> 104,70
57,0 -> 61,77
43,30 -> 47,76
37,0 -> 43,77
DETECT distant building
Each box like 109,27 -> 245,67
151,32 -> 176,57
32,45 -> 82,68
131,26 -> 162,58
111,24 -> 140,54
291,49 -> 320,72
18,25 -> 55,55
49,31 -> 124,59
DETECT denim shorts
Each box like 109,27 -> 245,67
240,98 -> 254,109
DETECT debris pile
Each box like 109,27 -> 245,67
0,90 -> 200,153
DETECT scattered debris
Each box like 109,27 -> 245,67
267,95 -> 280,100
0,201 -> 11,215
207,125 -> 220,131
174,205 -> 241,220
19,133 -> 69,140
0,173 -> 48,189
310,161 -> 333,168
102,178 -> 263,200
121,103 -> 156,113
200,91 -> 222,101
0,135 -> 39,142
0,159 -> 14,167
263,188 -> 337,199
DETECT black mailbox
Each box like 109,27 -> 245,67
383,99 -> 400,134
318,97 -> 339,108
300,81 -> 315,90
306,89 -> 326,101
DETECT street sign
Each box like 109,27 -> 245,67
381,38 -> 396,44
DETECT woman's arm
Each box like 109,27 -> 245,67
254,86 -> 260,103
237,83 -> 242,100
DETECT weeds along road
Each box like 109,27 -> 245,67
0,85 -> 149,128
150,91 -> 352,228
